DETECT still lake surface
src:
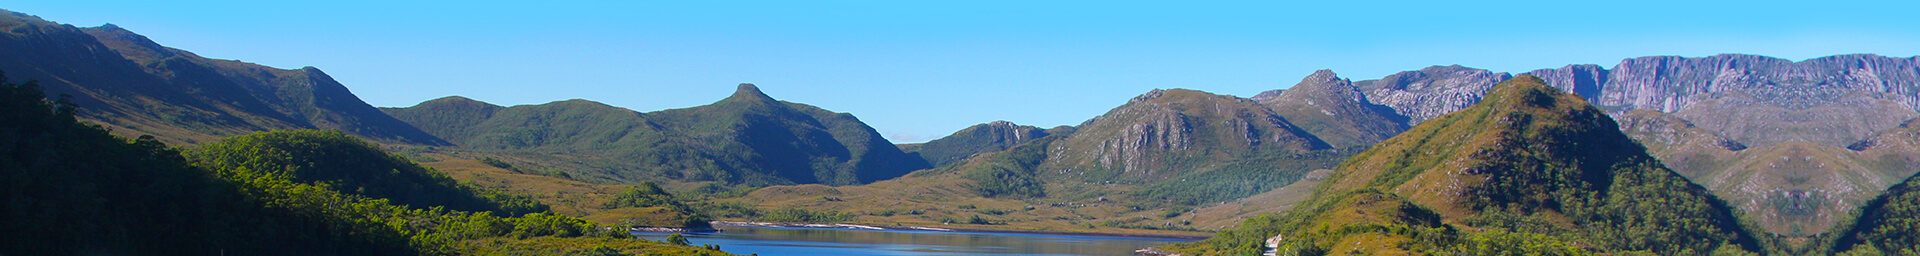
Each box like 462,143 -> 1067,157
632,225 -> 1200,256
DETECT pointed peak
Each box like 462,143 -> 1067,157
1306,69 -> 1340,80
725,83 -> 777,103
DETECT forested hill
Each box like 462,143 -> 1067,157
1164,75 -> 1765,255
383,84 -> 931,187
0,72 -> 730,255
0,10 -> 445,146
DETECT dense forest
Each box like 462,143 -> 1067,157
0,71 -> 729,255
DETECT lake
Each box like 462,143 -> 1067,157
632,225 -> 1201,256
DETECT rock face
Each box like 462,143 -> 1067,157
1257,70 -> 1409,148
1354,65 -> 1513,124
0,11 -> 446,145
1520,54 -> 1920,235
1047,88 -> 1328,183
907,121 -> 1051,168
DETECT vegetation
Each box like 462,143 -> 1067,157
1163,76 -> 1766,255
0,72 -> 730,255
383,84 -> 930,188
1832,171 -> 1920,255
600,182 -> 711,228
906,121 -> 1050,168
186,129 -> 547,216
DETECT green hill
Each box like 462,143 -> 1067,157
0,10 -> 445,146
1164,75 -> 1764,255
0,72 -> 727,255
902,120 -> 1052,168
383,84 -> 931,187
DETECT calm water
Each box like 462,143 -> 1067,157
632,225 -> 1200,256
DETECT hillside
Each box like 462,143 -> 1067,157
0,73 -> 727,255
1832,161 -> 1920,255
0,10 -> 444,146
1353,65 -> 1512,124
1258,70 -> 1410,148
902,120 -> 1052,168
720,88 -> 1353,235
1164,75 -> 1763,255
384,84 -> 930,187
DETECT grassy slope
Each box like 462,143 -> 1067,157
714,89 -> 1353,236
1165,75 -> 1765,255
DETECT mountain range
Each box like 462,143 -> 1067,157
0,11 -> 444,146
382,84 -> 930,187
12,7 -> 1920,254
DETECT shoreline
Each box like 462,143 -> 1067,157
704,220 -> 1211,240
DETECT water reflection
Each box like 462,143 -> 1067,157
632,225 -> 1199,256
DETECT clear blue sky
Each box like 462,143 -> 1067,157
11,1 -> 1920,142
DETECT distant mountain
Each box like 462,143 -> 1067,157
1257,70 -> 1410,148
0,72 -> 715,256
1165,76 -> 1762,255
1524,54 -> 1920,235
1354,65 -> 1512,124
903,120 -> 1052,168
383,84 -> 931,187
1048,88 -> 1329,183
0,10 -> 445,145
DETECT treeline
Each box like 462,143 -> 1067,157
0,72 -> 725,255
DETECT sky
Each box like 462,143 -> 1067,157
9,1 -> 1920,142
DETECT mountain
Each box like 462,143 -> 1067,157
1257,70 -> 1410,148
902,120 -> 1052,168
1354,65 -> 1513,124
1046,88 -> 1329,184
1523,54 -> 1920,236
717,88 -> 1350,236
0,74 -> 724,255
1164,75 -> 1762,255
0,10 -> 445,146
383,84 -> 931,187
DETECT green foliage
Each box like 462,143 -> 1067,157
186,129 -> 548,216
946,132 -> 1060,198
1139,148 -> 1357,206
603,182 -> 712,228
384,85 -> 932,188
755,208 -> 857,223
666,233 -> 691,246
1833,171 -> 1920,254
0,74 -> 718,255
910,121 -> 1049,167
1161,76 -> 1765,255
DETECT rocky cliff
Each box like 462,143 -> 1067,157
1353,65 -> 1512,124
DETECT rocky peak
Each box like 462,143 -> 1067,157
1261,70 -> 1409,148
78,23 -> 180,63
1354,65 -> 1511,124
724,83 -> 778,104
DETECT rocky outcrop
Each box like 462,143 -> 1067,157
1353,65 -> 1512,124
1048,88 -> 1327,182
